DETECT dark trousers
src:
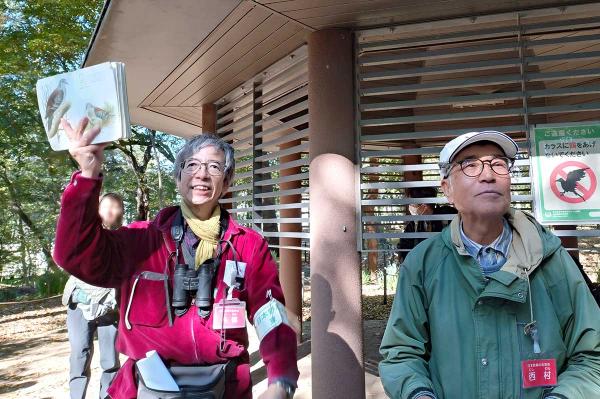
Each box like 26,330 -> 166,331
67,304 -> 120,399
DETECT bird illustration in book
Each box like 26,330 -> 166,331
45,79 -> 68,129
44,78 -> 71,140
85,102 -> 113,129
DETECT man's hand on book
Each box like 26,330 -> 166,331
61,117 -> 106,179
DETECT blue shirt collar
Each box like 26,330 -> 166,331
460,217 -> 512,273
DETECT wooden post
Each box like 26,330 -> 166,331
201,103 -> 217,134
279,139 -> 303,342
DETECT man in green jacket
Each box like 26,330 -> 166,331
379,131 -> 600,399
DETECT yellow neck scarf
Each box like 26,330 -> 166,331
180,201 -> 221,269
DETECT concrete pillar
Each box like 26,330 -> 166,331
308,29 -> 365,399
279,139 -> 303,342
202,103 -> 217,134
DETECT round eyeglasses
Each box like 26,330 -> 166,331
180,159 -> 224,176
452,156 -> 514,177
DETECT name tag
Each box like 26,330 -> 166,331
212,300 -> 246,330
521,358 -> 557,388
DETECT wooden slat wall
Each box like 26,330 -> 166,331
140,2 -> 257,107
136,1 -> 587,134
357,6 -> 600,260
258,0 -> 578,29
144,106 -> 203,126
141,2 -> 306,126
216,46 -> 310,251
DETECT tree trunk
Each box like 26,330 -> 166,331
0,165 -> 57,271
135,173 -> 150,221
113,139 -> 154,221
18,218 -> 32,281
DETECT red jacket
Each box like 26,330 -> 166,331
53,172 -> 299,398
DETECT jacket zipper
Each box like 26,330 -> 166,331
471,257 -> 489,399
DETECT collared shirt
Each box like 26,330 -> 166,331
460,217 -> 512,275
182,226 -> 200,265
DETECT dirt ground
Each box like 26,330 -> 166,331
2,272 -> 595,398
0,296 -> 274,399
0,295 -> 387,399
0,296 -> 113,398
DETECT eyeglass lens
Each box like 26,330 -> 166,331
182,159 -> 224,176
459,157 -> 512,177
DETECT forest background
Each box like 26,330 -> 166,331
0,0 -> 184,299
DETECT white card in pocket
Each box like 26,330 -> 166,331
223,260 -> 246,288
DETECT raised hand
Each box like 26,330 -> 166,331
61,117 -> 106,178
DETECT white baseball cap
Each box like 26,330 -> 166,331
438,130 -> 518,177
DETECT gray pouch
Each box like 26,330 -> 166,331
136,362 -> 232,399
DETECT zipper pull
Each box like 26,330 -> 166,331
266,289 -> 273,301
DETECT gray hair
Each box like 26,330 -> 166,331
174,134 -> 235,183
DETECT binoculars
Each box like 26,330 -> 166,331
172,258 -> 219,317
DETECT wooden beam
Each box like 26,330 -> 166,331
201,103 -> 217,134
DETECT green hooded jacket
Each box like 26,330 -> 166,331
379,209 -> 600,399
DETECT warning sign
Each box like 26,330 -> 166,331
549,161 -> 596,204
531,123 -> 600,224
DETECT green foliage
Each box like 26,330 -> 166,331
33,268 -> 69,297
0,268 -> 69,300
0,0 -> 103,278
0,0 -> 185,295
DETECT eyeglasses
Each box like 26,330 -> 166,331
180,158 -> 224,176
451,156 -> 514,177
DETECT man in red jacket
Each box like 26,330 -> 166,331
53,117 -> 299,399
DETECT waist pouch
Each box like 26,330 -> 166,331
136,361 -> 233,399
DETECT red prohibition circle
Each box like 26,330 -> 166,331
549,160 -> 597,204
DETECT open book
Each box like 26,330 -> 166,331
35,62 -> 131,151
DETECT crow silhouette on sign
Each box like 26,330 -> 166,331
556,167 -> 590,200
